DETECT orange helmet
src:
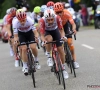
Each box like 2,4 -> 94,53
47,1 -> 54,7
54,2 -> 64,12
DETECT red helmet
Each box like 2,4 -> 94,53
47,1 -> 54,7
16,9 -> 26,20
10,7 -> 17,16
54,2 -> 64,12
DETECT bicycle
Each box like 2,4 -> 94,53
46,40 -> 66,90
64,32 -> 76,77
20,41 -> 40,88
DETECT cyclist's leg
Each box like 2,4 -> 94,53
64,22 -> 79,69
51,28 -> 69,79
45,31 -> 53,66
28,30 -> 41,69
8,39 -> 14,56
18,31 -> 28,74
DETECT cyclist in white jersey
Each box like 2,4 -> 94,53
39,9 -> 69,79
12,9 -> 41,75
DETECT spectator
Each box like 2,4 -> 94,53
81,4 -> 88,26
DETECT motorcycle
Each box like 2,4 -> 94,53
94,5 -> 100,29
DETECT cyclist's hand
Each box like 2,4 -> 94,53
73,29 -> 77,34
42,41 -> 47,46
61,36 -> 67,42
35,37 -> 39,43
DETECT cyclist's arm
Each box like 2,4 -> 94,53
12,19 -> 18,41
65,11 -> 76,32
57,16 -> 65,38
33,29 -> 39,38
6,24 -> 12,37
39,19 -> 45,41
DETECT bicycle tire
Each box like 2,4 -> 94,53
28,51 -> 36,87
53,61 -> 61,85
64,42 -> 76,77
56,52 -> 66,89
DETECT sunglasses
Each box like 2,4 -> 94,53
47,18 -> 54,22
19,19 -> 26,22
56,11 -> 63,14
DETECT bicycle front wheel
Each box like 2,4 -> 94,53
56,52 -> 66,89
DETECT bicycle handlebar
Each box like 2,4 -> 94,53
65,31 -> 76,40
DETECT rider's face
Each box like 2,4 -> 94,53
56,11 -> 63,17
46,18 -> 54,24
19,19 -> 26,25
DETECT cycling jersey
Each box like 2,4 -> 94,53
39,15 -> 63,34
12,16 -> 36,34
3,15 -> 8,25
6,14 -> 15,25
61,9 -> 74,26
31,12 -> 41,23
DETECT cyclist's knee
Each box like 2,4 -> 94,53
67,38 -> 73,46
45,35 -> 53,42
30,44 -> 37,51
21,45 -> 27,52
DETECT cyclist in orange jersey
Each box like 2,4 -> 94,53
54,2 -> 79,69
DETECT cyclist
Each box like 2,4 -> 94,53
2,8 -> 14,56
40,5 -> 47,17
5,7 -> 21,67
46,1 -> 54,9
39,9 -> 69,79
12,9 -> 41,75
54,2 -> 79,69
31,6 -> 41,23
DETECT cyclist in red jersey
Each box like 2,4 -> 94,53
5,7 -> 20,67
39,9 -> 69,79
54,2 -> 79,69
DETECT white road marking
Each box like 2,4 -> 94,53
82,44 -> 94,49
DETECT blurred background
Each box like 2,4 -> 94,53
0,0 -> 100,27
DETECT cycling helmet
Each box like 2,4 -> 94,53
22,7 -> 27,12
16,9 -> 26,20
54,2 -> 64,12
10,7 -> 17,16
61,2 -> 66,8
33,6 -> 41,13
41,5 -> 47,13
47,1 -> 54,7
44,9 -> 55,19
6,8 -> 11,14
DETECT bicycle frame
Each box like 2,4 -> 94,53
52,44 -> 64,72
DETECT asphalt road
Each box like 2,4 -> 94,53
0,27 -> 100,90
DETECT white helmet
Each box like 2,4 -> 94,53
41,5 -> 47,13
22,7 -> 27,12
65,3 -> 70,8
44,9 -> 55,19
6,8 -> 11,14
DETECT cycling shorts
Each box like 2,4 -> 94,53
45,28 -> 62,47
18,30 -> 35,45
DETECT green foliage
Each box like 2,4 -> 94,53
0,0 -> 15,18
0,0 -> 93,18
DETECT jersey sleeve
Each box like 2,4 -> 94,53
6,15 -> 12,25
56,15 -> 63,30
27,17 -> 36,30
39,18 -> 45,34
12,18 -> 18,34
65,10 -> 75,25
